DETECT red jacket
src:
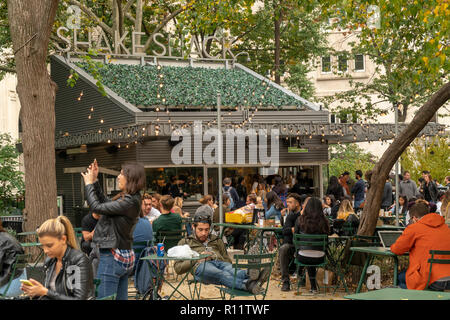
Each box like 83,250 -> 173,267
391,213 -> 450,290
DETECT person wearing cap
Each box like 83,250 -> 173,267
173,215 -> 270,294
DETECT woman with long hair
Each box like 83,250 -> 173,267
421,173 -> 438,203
20,216 -> 94,300
336,199 -> 355,221
265,191 -> 284,220
294,197 -> 330,293
322,194 -> 337,217
272,176 -> 288,207
81,159 -> 145,300
326,176 -> 344,202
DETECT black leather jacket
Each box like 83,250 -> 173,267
0,232 -> 24,287
85,181 -> 141,250
41,246 -> 94,300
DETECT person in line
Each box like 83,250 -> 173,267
421,173 -> 438,203
20,216 -> 94,300
294,197 -> 330,294
141,193 -> 161,224
152,195 -> 183,250
272,176 -> 288,207
0,220 -> 25,297
436,192 -> 445,215
222,177 -> 239,210
326,176 -> 344,202
339,172 -> 351,198
391,202 -> 450,290
279,193 -> 303,292
381,178 -> 393,211
351,170 -> 366,211
236,176 -> 248,208
80,211 -> 100,256
174,215 -> 270,294
265,191 -> 284,220
82,159 -> 145,300
399,171 -> 419,200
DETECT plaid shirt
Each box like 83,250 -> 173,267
111,248 -> 135,271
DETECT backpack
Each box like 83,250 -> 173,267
222,186 -> 235,209
133,246 -> 167,295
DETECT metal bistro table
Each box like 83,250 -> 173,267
345,287 -> 450,300
214,223 -> 283,254
140,253 -> 211,300
327,235 -> 352,293
350,246 -> 408,293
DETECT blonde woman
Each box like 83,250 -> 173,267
336,199 -> 355,221
20,216 -> 94,300
172,197 -> 190,218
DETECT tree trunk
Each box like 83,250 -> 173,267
358,82 -> 450,235
273,1 -> 282,84
7,0 -> 59,231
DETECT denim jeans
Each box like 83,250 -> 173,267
194,260 -> 249,290
0,268 -> 27,297
398,270 -> 407,289
354,199 -> 364,211
96,250 -> 131,300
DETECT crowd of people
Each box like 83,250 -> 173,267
1,159 -> 449,299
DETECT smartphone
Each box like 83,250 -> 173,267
20,279 -> 34,286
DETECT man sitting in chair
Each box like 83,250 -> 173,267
173,214 -> 270,294
391,202 -> 450,290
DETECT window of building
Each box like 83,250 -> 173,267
354,54 -> 365,72
321,56 -> 331,73
338,55 -> 348,72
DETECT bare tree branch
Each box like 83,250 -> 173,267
68,0 -> 114,36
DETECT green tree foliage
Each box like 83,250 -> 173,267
0,133 -> 25,214
329,143 -> 377,179
232,0 -> 330,99
318,0 -> 450,122
400,135 -> 450,184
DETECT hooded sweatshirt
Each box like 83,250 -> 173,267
390,213 -> 450,290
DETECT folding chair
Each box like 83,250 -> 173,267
293,234 -> 328,294
425,250 -> 450,291
217,252 -> 276,300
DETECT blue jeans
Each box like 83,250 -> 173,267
194,260 -> 249,290
398,270 -> 407,289
354,199 -> 364,210
97,250 -> 131,300
0,268 -> 27,297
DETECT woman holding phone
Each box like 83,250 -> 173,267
81,159 -> 145,300
20,216 -> 94,300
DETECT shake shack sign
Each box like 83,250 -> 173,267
56,5 -> 242,60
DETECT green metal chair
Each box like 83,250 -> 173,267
155,229 -> 186,251
0,253 -> 30,298
292,234 -> 329,294
93,278 -> 101,299
340,235 -> 381,292
217,252 -> 276,300
425,250 -> 450,290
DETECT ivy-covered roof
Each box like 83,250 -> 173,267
76,62 -> 307,109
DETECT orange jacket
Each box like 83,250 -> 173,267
390,213 -> 450,290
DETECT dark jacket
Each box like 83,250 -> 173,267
85,181 -> 141,250
282,210 -> 301,244
174,234 -> 231,275
41,246 -> 94,300
421,180 -> 438,203
0,232 -> 24,287
381,181 -> 393,208
351,179 -> 366,202
326,184 -> 344,201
